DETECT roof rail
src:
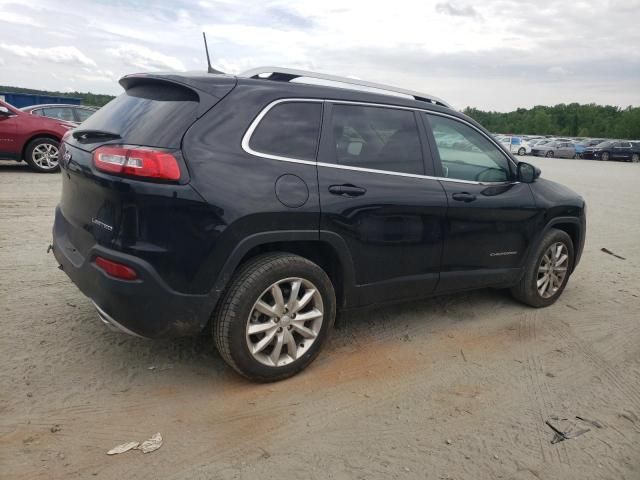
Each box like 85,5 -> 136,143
238,66 -> 451,108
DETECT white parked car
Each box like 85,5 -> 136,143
499,136 -> 531,155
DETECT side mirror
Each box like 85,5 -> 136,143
518,162 -> 541,183
0,106 -> 11,116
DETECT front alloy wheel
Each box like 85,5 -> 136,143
246,278 -> 323,367
536,243 -> 569,298
510,228 -> 574,307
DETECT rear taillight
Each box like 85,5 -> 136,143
93,146 -> 181,181
94,256 -> 138,280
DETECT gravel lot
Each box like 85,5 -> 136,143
0,157 -> 639,480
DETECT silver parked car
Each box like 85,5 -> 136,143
531,141 -> 577,158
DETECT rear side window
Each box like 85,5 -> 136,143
330,104 -> 424,175
249,102 -> 322,161
77,83 -> 199,148
42,107 -> 75,122
75,108 -> 94,122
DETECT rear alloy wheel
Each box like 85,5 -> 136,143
510,228 -> 574,307
24,138 -> 60,173
631,153 -> 639,163
518,147 -> 526,156
246,277 -> 324,368
213,253 -> 336,381
545,151 -> 554,158
601,151 -> 610,162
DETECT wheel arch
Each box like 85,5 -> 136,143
21,133 -> 61,161
211,231 -> 356,309
535,216 -> 583,274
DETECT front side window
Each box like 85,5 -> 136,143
330,104 -> 423,175
249,102 -> 322,161
426,114 -> 511,182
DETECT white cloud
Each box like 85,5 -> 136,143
0,0 -> 637,110
107,44 -> 185,71
0,43 -> 96,67
0,10 -> 41,26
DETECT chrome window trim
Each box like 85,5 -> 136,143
241,98 -> 517,186
241,98 -> 322,166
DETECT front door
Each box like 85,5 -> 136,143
422,113 -> 539,292
317,103 -> 448,306
0,110 -> 18,159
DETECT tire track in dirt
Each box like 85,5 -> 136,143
518,310 -> 571,465
550,319 -> 640,409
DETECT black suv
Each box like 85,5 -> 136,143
52,68 -> 586,381
581,140 -> 640,162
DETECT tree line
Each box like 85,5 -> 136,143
463,103 -> 640,140
0,85 -> 115,107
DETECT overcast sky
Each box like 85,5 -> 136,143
0,0 -> 638,111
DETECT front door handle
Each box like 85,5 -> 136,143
451,192 -> 476,202
328,184 -> 367,197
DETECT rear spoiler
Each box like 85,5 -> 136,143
119,73 -> 237,118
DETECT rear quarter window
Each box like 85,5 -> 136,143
78,83 -> 199,148
248,102 -> 322,161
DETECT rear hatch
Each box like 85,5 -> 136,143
57,73 -> 236,259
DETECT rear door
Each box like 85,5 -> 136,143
558,142 -> 573,158
422,113 -> 538,292
317,102 -> 447,306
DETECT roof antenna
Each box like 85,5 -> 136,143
202,32 -> 224,74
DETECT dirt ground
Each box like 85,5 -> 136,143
0,156 -> 638,480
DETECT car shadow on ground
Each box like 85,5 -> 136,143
66,287 -> 516,387
0,162 -> 32,172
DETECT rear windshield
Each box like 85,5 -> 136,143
78,83 -> 199,148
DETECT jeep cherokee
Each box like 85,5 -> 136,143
52,67 -> 586,381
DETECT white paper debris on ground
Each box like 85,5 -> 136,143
137,432 -> 162,453
107,441 -> 140,455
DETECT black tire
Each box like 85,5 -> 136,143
510,229 -> 574,308
601,151 -> 609,162
545,151 -> 554,158
212,253 -> 336,382
518,147 -> 526,156
24,137 -> 61,173
631,153 -> 639,163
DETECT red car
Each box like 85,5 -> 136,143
0,99 -> 75,172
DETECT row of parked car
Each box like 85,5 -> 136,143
0,101 -> 99,172
494,134 -> 640,162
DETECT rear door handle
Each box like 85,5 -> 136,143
328,184 -> 367,197
451,192 -> 476,202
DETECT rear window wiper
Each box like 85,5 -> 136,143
72,129 -> 122,143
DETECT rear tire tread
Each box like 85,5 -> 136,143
212,253 -> 335,382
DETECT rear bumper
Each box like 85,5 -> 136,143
52,207 -> 216,338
